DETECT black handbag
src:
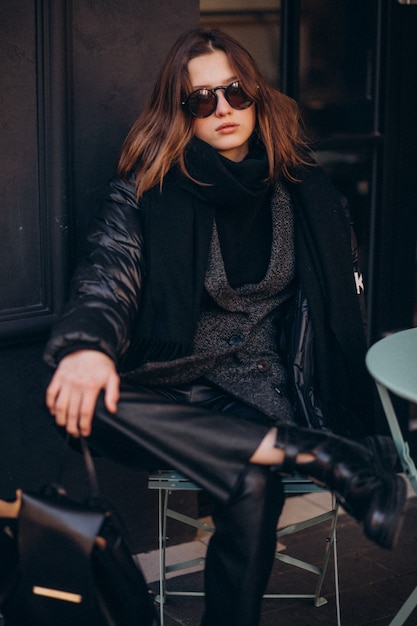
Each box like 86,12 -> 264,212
0,438 -> 158,626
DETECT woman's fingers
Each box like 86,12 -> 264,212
104,372 -> 121,414
45,350 -> 120,437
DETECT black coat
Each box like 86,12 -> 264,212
44,162 -> 374,437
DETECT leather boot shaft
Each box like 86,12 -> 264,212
274,425 -> 406,549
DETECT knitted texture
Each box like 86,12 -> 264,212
195,180 -> 296,422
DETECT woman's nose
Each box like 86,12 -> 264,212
215,90 -> 232,116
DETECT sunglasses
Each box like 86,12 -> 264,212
182,80 -> 254,118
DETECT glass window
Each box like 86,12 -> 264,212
200,0 -> 379,279
200,0 -> 282,87
299,0 -> 378,140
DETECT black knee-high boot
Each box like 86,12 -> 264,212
274,426 -> 406,549
202,466 -> 284,626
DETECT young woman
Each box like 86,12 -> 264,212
45,28 -> 405,626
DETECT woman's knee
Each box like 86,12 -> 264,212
212,466 -> 284,547
234,464 -> 284,506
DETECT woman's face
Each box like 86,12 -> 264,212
187,50 -> 256,162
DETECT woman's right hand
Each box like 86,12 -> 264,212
45,350 -> 120,438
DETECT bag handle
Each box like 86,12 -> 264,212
78,437 -> 128,535
61,435 -> 100,500
79,436 -> 100,499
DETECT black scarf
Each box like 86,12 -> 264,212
287,165 -> 374,435
128,137 -> 275,361
124,142 -> 374,436
182,137 -> 273,287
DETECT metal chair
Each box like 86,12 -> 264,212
366,327 -> 417,626
148,469 -> 341,625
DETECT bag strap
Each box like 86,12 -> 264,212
60,434 -> 100,499
79,436 -> 100,499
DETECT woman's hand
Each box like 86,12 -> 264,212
45,350 -> 120,437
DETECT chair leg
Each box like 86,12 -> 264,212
312,499 -> 342,626
312,498 -> 339,607
333,520 -> 342,626
157,488 -> 169,626
389,585 -> 417,626
264,497 -> 342,626
312,498 -> 341,626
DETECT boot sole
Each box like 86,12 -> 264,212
363,473 -> 407,549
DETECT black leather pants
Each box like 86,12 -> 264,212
203,466 -> 284,626
89,382 -> 284,626
90,382 -> 273,502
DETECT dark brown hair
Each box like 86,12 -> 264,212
117,28 -> 309,198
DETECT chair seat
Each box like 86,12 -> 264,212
148,468 -> 341,625
148,469 -> 326,493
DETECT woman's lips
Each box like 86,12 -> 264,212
216,123 -> 238,134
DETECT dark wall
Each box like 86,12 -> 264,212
69,1 -> 202,253
375,1 -> 417,336
0,0 -> 200,553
